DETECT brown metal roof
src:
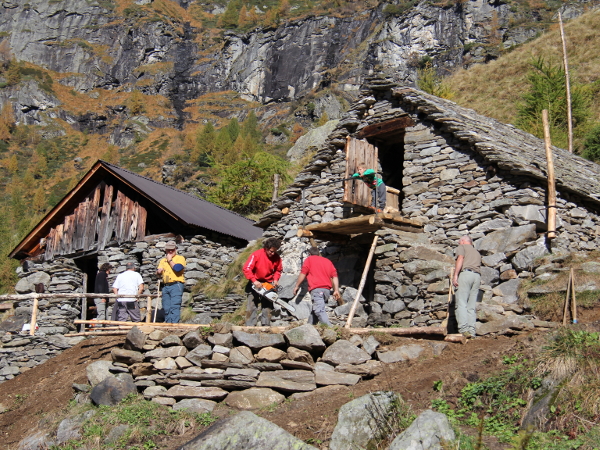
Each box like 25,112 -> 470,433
102,161 -> 262,242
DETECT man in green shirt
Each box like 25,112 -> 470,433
352,163 -> 386,211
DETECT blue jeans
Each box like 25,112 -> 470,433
162,282 -> 184,324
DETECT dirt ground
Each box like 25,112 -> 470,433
2,307 -> 599,450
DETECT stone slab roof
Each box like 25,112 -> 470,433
393,87 -> 600,205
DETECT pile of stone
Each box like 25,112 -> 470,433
84,323 -> 446,412
0,332 -> 84,383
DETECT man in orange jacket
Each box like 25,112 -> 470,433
242,237 -> 283,326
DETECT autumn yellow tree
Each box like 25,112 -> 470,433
0,103 -> 14,141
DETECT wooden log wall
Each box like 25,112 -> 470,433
45,184 -> 146,260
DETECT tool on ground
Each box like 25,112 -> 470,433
563,268 -> 578,325
441,270 -> 454,329
252,282 -> 296,315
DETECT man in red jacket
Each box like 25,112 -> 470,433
293,247 -> 341,326
243,237 -> 283,326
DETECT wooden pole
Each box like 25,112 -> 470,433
73,319 -> 448,336
146,295 -> 152,323
558,12 -> 573,154
0,293 -> 158,300
542,109 -> 557,239
80,273 -> 88,333
441,270 -> 454,329
563,269 -> 571,326
29,294 -> 39,336
345,234 -> 378,329
571,268 -> 577,324
66,331 -> 130,337
153,281 -> 161,322
272,174 -> 280,202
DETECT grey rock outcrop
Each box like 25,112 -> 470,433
389,409 -> 455,450
178,411 -> 317,450
329,391 -> 397,450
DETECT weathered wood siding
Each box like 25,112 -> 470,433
44,184 -> 146,260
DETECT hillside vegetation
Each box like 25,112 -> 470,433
448,7 -> 600,153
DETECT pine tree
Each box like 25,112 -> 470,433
219,0 -> 241,29
7,154 -> 18,173
192,122 -> 216,166
238,5 -> 249,28
213,127 -> 234,165
226,117 -> 240,143
516,56 -> 591,149
129,90 -> 145,115
5,58 -> 20,86
0,102 -> 14,141
241,110 -> 261,141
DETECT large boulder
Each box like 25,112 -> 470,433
90,374 -> 137,406
256,370 -> 316,392
511,240 -> 548,271
476,224 -> 537,255
124,326 -> 146,351
56,410 -> 96,444
178,411 -> 318,450
232,331 -> 286,350
389,409 -> 455,450
14,272 -> 51,294
284,324 -> 325,352
86,360 -> 114,386
225,388 -> 286,410
321,340 -> 371,366
329,391 -> 397,450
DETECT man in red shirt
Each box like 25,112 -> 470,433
243,237 -> 283,326
293,247 -> 341,326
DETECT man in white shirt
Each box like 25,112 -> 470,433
112,261 -> 145,322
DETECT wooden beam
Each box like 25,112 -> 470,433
345,235 -> 378,328
356,117 -> 415,139
297,229 -> 350,243
72,320 -> 448,336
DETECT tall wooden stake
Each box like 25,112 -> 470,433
29,294 -> 39,336
542,110 -> 557,239
80,273 -> 88,333
571,268 -> 577,324
563,269 -> 571,326
153,281 -> 161,323
558,12 -> 573,153
345,235 -> 378,328
272,174 -> 280,203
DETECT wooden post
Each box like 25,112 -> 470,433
80,273 -> 88,333
563,269 -> 571,326
146,295 -> 152,323
345,234 -> 378,328
153,281 -> 161,323
29,294 -> 39,336
441,270 -> 454,329
542,110 -> 557,239
272,174 -> 280,203
558,12 -> 573,154
571,268 -> 577,324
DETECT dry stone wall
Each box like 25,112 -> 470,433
82,324 -> 442,413
0,233 -> 248,383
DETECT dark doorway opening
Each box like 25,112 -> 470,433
74,254 -> 99,322
369,132 -> 405,210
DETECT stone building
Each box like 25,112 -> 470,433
9,160 -> 262,330
257,77 -> 600,330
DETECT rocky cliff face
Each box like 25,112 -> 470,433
0,0 -> 578,135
